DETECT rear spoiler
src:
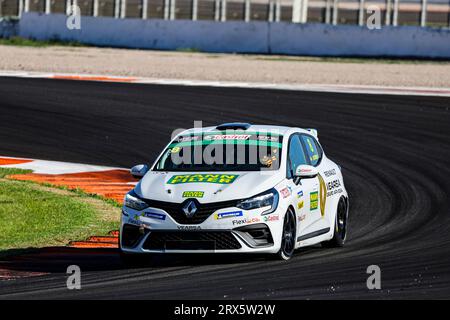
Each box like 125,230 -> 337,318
306,128 -> 318,140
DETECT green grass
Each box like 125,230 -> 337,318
0,168 -> 32,178
38,182 -> 123,209
0,168 -> 119,252
0,36 -> 86,48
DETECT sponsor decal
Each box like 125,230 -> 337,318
143,212 -> 166,220
300,168 -> 313,174
310,191 -> 319,210
177,136 -> 200,142
177,225 -> 201,230
167,174 -> 239,185
318,174 -> 327,217
215,210 -> 243,220
297,191 -> 303,198
297,200 -> 304,209
128,218 -> 141,225
326,179 -> 343,197
327,188 -> 343,197
204,134 -> 251,141
298,214 -> 306,222
327,179 -> 342,191
171,146 -> 181,153
263,215 -> 279,222
169,135 -> 282,148
324,169 -> 337,177
232,217 -> 261,226
127,214 -> 142,225
182,191 -> 204,198
258,136 -> 279,142
280,187 -> 291,198
261,155 -> 277,168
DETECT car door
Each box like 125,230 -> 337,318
286,134 -> 319,237
299,134 -> 328,233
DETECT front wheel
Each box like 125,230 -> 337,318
277,208 -> 297,260
322,197 -> 348,248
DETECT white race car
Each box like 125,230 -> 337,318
120,123 -> 349,260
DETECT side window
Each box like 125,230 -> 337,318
287,135 -> 308,178
301,135 -> 322,166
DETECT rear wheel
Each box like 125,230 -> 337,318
277,208 -> 296,260
322,197 -> 348,248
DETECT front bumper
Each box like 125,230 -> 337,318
120,204 -> 283,254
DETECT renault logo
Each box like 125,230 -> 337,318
182,200 -> 197,218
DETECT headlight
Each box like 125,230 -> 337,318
236,188 -> 279,215
124,190 -> 149,211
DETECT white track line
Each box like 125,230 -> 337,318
0,155 -> 125,174
1,70 -> 450,97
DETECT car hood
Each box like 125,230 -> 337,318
134,171 -> 284,203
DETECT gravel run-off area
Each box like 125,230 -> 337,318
1,45 -> 450,88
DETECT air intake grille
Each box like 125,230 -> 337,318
121,224 -> 144,248
143,231 -> 242,250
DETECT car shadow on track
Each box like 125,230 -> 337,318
0,246 -> 282,279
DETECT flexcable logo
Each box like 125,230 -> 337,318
232,217 -> 260,226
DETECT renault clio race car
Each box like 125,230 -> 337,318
120,123 -> 348,260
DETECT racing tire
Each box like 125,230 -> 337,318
277,208 -> 297,260
322,197 -> 348,248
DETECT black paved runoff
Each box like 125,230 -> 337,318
0,77 -> 449,299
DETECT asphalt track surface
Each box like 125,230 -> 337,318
0,77 -> 449,299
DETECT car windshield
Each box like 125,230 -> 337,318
154,131 -> 283,172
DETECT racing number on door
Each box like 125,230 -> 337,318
318,174 -> 326,217
301,135 -> 326,217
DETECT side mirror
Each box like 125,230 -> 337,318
130,164 -> 149,179
295,165 -> 319,179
